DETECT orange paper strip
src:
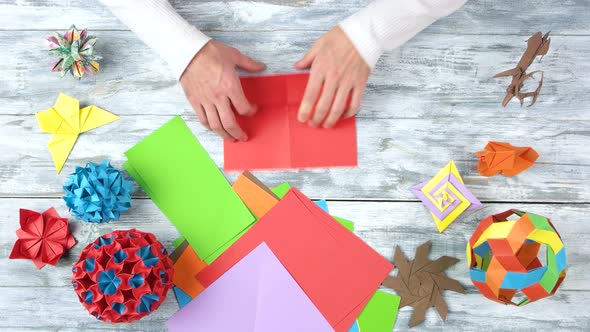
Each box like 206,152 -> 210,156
232,172 -> 280,218
170,240 -> 207,298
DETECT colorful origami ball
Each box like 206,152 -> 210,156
9,207 -> 76,269
63,161 -> 133,223
411,160 -> 482,232
467,210 -> 566,306
72,229 -> 174,323
48,25 -> 102,79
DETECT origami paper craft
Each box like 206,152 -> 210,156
36,93 -> 119,173
63,161 -> 133,223
72,229 -> 174,323
9,207 -> 76,269
197,188 -> 393,332
224,73 -> 357,170
349,290 -> 401,332
48,25 -> 102,79
124,116 -> 255,264
168,243 -> 333,332
476,142 -> 539,177
467,210 -> 567,306
382,241 -> 465,327
495,32 -> 551,107
411,161 -> 482,232
169,240 -> 207,299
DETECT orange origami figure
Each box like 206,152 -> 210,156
476,142 -> 539,177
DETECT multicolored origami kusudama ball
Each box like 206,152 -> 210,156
48,24 -> 102,79
467,210 -> 566,306
63,161 -> 133,223
72,229 -> 174,323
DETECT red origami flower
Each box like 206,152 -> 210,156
9,207 -> 76,269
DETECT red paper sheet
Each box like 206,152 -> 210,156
197,188 -> 393,331
224,73 -> 357,171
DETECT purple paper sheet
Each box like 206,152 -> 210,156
166,242 -> 333,332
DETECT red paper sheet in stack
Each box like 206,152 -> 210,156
196,188 -> 393,332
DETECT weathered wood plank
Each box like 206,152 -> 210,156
0,0 -> 588,35
0,114 -> 588,201
1,31 -> 588,119
0,199 -> 587,330
0,200 -> 587,290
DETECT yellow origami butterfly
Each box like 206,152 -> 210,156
36,93 -> 119,173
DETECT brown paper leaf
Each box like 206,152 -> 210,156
382,241 -> 465,328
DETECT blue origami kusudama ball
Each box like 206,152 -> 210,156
63,161 -> 133,223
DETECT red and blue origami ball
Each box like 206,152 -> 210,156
72,229 -> 173,323
467,210 -> 566,305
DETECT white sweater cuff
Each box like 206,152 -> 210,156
338,18 -> 385,69
99,0 -> 210,80
339,0 -> 467,69
170,27 -> 211,80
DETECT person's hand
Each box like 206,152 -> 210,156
180,40 -> 265,141
294,26 -> 370,128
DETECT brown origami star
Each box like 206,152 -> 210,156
382,241 -> 465,327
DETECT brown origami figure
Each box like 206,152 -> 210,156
476,141 -> 539,177
382,241 -> 465,327
495,32 -> 550,107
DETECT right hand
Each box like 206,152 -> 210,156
180,40 -> 265,141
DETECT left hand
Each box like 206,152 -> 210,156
294,26 -> 370,128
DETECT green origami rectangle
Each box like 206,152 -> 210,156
124,116 -> 255,264
172,236 -> 186,249
357,290 -> 401,331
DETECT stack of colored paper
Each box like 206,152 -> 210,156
124,116 -> 255,264
125,116 -> 399,330
167,242 -> 334,331
195,188 -> 393,331
169,240 -> 207,308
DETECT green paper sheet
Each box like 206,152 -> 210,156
124,116 -> 255,264
271,182 -> 292,198
333,216 -> 355,232
357,290 -> 401,331
172,236 -> 186,249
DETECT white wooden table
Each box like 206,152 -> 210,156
1,0 -> 589,331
